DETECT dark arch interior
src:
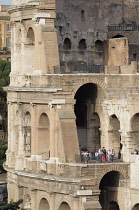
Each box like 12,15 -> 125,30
111,114 -> 117,118
27,27 -> 35,43
99,171 -> 122,210
108,201 -> 120,210
78,39 -> 87,50
132,203 -> 139,210
95,40 -> 103,52
74,83 -> 97,127
112,34 -> 124,38
99,171 -> 120,189
63,38 -> 71,50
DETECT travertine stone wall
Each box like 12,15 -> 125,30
104,38 -> 129,66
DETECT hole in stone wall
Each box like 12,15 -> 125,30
63,38 -> 71,50
78,39 -> 87,50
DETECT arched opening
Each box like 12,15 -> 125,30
99,171 -> 124,210
93,40 -> 103,65
38,113 -> 50,159
39,198 -> 50,210
95,40 -> 103,52
132,203 -> 139,210
58,202 -> 71,210
74,83 -> 101,157
108,201 -> 120,210
112,35 -> 124,38
78,39 -> 87,50
24,112 -> 31,157
24,194 -> 31,210
108,115 -> 121,159
27,27 -> 35,44
24,27 -> 35,73
63,38 -> 71,50
131,113 -> 139,153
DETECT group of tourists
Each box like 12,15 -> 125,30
80,147 -> 116,163
95,148 -> 115,163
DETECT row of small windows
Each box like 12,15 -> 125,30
63,38 -> 103,51
24,27 -> 124,52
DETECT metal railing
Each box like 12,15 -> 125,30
108,25 -> 139,31
54,64 -> 104,74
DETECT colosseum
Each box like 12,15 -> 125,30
4,0 -> 139,209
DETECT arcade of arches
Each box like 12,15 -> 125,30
38,199 -> 71,210
19,83 -> 139,162
74,83 -> 101,153
74,83 -> 122,156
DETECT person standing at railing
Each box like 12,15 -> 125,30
107,149 -> 111,161
111,149 -> 115,162
95,151 -> 99,163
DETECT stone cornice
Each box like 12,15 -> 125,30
8,2 -> 55,14
8,4 -> 39,14
4,86 -> 62,93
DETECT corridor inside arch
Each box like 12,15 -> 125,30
74,83 -> 101,154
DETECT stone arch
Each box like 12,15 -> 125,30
63,38 -> 71,50
112,34 -> 125,38
108,114 -> 121,158
24,27 -> 35,73
130,113 -> 139,152
78,39 -> 87,50
99,171 -> 125,188
39,198 -> 50,210
58,202 -> 71,210
72,77 -> 107,95
38,113 -> 50,160
24,111 -> 31,156
99,170 -> 126,210
27,27 -> 35,44
24,194 -> 31,210
95,40 -> 103,52
78,34 -> 86,42
132,203 -> 139,210
98,165 -> 129,183
93,40 -> 103,65
74,83 -> 103,155
108,32 -> 125,39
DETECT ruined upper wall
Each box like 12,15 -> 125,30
9,0 -> 59,81
103,38 -> 129,66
